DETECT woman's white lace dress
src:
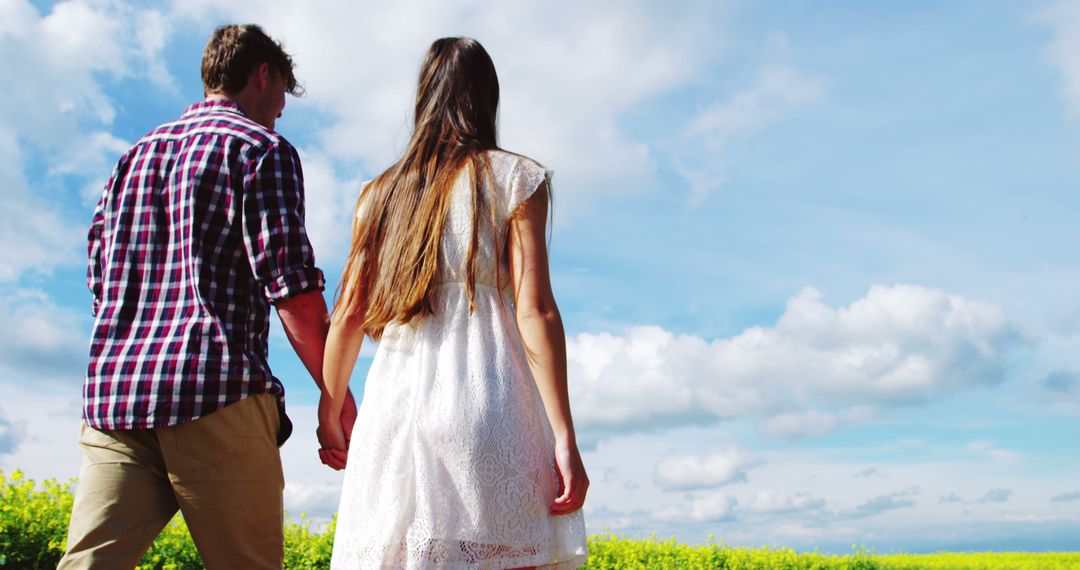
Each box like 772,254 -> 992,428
330,150 -> 588,569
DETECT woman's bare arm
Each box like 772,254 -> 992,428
508,181 -> 588,514
317,291 -> 366,469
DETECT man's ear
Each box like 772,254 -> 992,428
254,62 -> 271,90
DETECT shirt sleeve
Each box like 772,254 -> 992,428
87,189 -> 106,317
87,155 -> 127,317
242,141 -> 325,303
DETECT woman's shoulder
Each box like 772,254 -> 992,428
483,148 -> 547,178
482,149 -> 550,217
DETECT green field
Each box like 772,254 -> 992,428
2,469 -> 1077,569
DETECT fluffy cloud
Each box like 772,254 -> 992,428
284,481 -> 343,516
0,290 -> 89,385
0,0 -> 173,280
653,446 -> 759,491
1038,0 -> 1080,119
173,0 -> 728,220
652,491 -> 737,523
742,491 -> 826,515
0,409 -> 28,456
685,66 -> 825,140
757,407 -> 877,440
568,284 -> 1019,439
966,440 -> 1022,464
0,0 -> 172,148
845,486 -> 919,519
979,488 -> 1014,504
0,132 -> 83,281
1042,370 -> 1079,394
677,64 -> 825,203
1050,491 -> 1080,503
294,149 -> 367,268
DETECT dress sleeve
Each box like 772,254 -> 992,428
241,141 -> 326,303
505,155 -> 551,219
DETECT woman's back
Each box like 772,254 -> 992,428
436,149 -> 549,290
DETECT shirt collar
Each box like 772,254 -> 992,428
181,98 -> 246,118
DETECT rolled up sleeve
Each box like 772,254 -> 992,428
242,141 -> 325,303
87,196 -> 105,317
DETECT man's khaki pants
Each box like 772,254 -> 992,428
58,394 -> 285,570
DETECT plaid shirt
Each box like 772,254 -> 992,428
85,99 -> 324,430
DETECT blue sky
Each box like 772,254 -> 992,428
1,0 -> 1079,554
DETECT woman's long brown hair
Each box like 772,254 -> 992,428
334,37 -> 500,340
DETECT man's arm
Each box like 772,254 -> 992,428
242,141 -> 357,454
275,290 -> 330,388
275,291 -> 358,451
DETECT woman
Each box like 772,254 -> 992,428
318,37 -> 589,569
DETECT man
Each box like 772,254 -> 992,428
59,24 -> 356,569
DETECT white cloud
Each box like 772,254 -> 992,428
0,383 -> 83,482
0,408 -> 28,456
653,446 -> 759,491
284,481 -> 344,515
1042,370 -> 1079,394
743,491 -> 826,515
853,467 -> 879,478
1051,491 -> 1080,503
0,0 -> 175,281
0,289 -> 89,384
845,486 -> 919,519
0,130 -> 83,281
568,284 -> 1019,440
966,440 -> 1023,464
652,490 -> 737,523
979,488 -> 1014,504
1037,0 -> 1080,119
757,407 -> 878,440
582,426 -> 1080,550
685,66 -> 825,140
0,0 -> 173,147
678,64 -> 825,204
938,493 -> 963,504
172,0 -> 729,222
295,149 -> 367,269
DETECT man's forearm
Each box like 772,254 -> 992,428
276,289 -> 331,390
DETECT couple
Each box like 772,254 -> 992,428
59,24 -> 588,570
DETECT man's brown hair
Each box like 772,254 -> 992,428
201,24 -> 303,97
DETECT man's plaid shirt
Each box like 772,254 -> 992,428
85,99 -> 324,430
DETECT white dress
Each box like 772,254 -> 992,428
331,150 -> 588,569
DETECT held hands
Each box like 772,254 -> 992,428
317,388 -> 356,471
550,438 -> 589,515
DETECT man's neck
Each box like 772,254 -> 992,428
206,89 -> 270,130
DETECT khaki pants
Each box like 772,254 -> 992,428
58,394 -> 285,570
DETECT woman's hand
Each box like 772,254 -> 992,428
317,394 -> 349,470
550,438 -> 588,515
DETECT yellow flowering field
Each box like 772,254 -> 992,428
2,470 -> 1077,569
